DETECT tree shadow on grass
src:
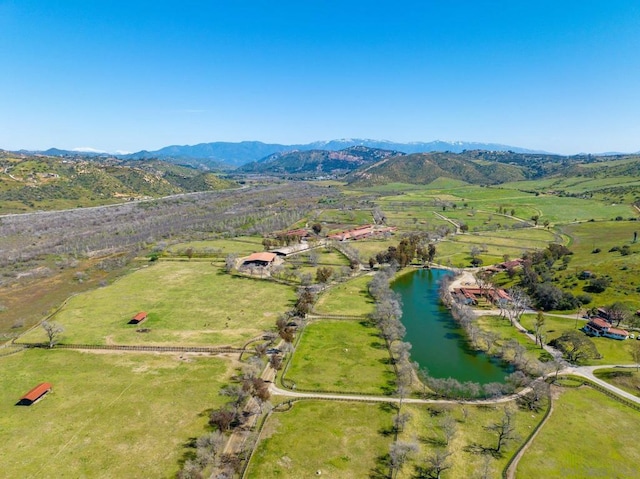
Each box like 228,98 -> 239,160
464,442 -> 503,459
378,402 -> 398,414
369,453 -> 391,479
177,437 -> 198,467
419,435 -> 447,448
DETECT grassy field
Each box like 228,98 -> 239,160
246,400 -> 393,478
516,386 -> 640,478
476,314 -> 548,363
593,367 -> 640,397
556,220 -> 640,307
346,238 -> 400,261
0,254 -> 138,336
375,184 -> 635,225
400,401 -> 546,479
164,235 -> 265,257
519,314 -> 635,365
19,262 -> 295,347
280,248 -> 352,284
0,348 -> 232,478
314,274 -> 375,316
283,320 -> 395,394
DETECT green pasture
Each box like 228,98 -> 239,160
346,238 -> 399,262
0,349 -> 231,478
316,208 -> 373,226
278,248 -> 352,284
517,386 -> 640,478
383,210 -> 453,232
375,184 -> 636,224
314,274 -> 375,316
555,221 -> 640,305
401,401 -> 546,479
519,314 -> 635,365
432,239 -> 522,268
476,314 -> 548,364
283,319 -> 395,394
593,367 -> 640,397
474,227 -> 561,244
377,184 -> 533,204
439,209 -> 524,231
20,262 -> 295,347
456,230 -> 557,251
246,400 -> 393,478
502,175 -> 640,195
165,235 -> 265,257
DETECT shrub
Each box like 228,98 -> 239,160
575,294 -> 592,305
585,277 -> 611,293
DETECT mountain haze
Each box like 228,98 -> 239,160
239,146 -> 403,176
21,139 -> 547,169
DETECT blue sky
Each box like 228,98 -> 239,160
1,1 -> 639,154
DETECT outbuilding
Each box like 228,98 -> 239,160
17,382 -> 52,406
242,252 -> 277,267
129,312 -> 148,324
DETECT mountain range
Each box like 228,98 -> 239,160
20,139 -> 548,169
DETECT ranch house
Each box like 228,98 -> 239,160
583,317 -> 629,340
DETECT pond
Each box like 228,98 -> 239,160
392,268 -> 512,384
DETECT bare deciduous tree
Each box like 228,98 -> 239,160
422,448 -> 452,479
41,320 -> 64,348
389,441 -> 418,479
485,407 -> 518,454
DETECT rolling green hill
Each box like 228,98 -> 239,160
0,152 -> 236,213
239,146 -> 403,176
347,151 -> 528,186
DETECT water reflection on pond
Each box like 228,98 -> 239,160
392,268 -> 512,384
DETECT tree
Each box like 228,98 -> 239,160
504,287 -> 530,326
534,311 -> 546,348
485,407 -> 518,454
185,247 -> 194,260
517,380 -> 549,412
392,411 -> 412,435
389,441 -> 418,479
224,253 -> 238,272
425,243 -> 436,263
421,449 -> 452,479
604,302 -> 629,327
550,330 -> 600,363
440,414 -> 457,446
209,408 -> 236,432
311,223 -> 322,235
308,249 -> 320,266
475,270 -> 493,300
269,353 -> 283,371
195,431 -> 225,468
41,320 -> 64,348
585,276 -> 611,293
531,215 -> 539,226
316,266 -> 333,283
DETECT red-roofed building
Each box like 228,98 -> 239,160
583,317 -> 629,340
243,252 -> 277,267
17,382 -> 52,406
129,312 -> 148,324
